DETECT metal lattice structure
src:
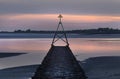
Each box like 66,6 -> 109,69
32,14 -> 87,79
52,14 -> 69,46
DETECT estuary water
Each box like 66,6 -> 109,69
0,38 -> 120,69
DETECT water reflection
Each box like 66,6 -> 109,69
0,39 -> 51,53
0,38 -> 120,69
69,38 -> 120,53
0,38 -> 120,54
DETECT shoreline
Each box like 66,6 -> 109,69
0,56 -> 120,79
0,33 -> 120,38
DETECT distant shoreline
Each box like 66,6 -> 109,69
0,33 -> 120,38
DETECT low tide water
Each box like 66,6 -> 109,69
0,38 -> 120,69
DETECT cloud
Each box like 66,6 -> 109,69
0,0 -> 120,31
0,0 -> 120,16
0,14 -> 120,31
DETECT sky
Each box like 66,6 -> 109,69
0,0 -> 120,31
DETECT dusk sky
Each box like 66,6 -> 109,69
0,0 -> 120,31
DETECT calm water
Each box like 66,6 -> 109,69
0,38 -> 120,69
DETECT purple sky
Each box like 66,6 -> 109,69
0,0 -> 120,31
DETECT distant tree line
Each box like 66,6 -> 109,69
14,29 -> 55,33
1,28 -> 120,34
69,28 -> 120,34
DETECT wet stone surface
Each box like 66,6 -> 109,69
32,46 -> 87,79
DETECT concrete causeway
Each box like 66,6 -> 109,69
32,46 -> 87,79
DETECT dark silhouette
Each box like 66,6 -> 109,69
32,15 -> 87,79
32,46 -> 87,79
0,28 -> 120,34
